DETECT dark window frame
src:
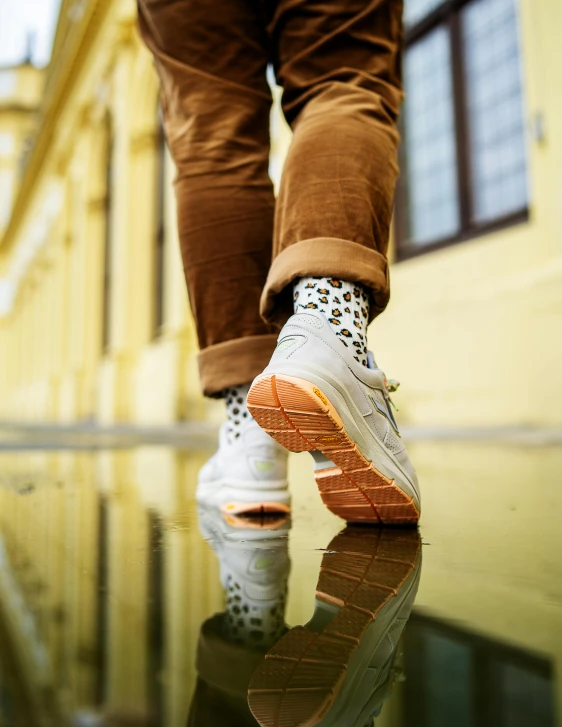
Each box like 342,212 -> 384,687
403,610 -> 556,727
147,511 -> 165,722
153,115 -> 167,339
102,112 -> 114,352
395,0 -> 529,262
95,497 -> 109,705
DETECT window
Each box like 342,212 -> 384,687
95,497 -> 109,704
147,511 -> 164,722
153,114 -> 167,338
396,0 -> 529,259
402,613 -> 556,726
102,113 -> 114,351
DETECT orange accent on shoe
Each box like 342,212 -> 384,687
222,512 -> 290,530
221,500 -> 291,516
247,374 -> 419,525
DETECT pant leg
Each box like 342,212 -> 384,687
137,0 -> 278,396
260,0 -> 404,328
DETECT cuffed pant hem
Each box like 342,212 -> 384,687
260,238 -> 390,328
197,334 -> 279,397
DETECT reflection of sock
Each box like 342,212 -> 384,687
293,277 -> 370,366
223,384 -> 252,439
223,574 -> 287,648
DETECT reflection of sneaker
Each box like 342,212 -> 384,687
188,507 -> 292,726
248,312 -> 420,524
196,419 -> 290,516
198,505 -> 291,649
248,527 -> 421,727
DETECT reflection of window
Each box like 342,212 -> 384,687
153,116 -> 166,338
96,497 -> 109,705
396,0 -> 528,259
402,613 -> 556,726
102,113 -> 114,351
147,511 -> 164,722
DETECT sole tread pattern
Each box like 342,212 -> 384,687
248,374 -> 419,524
248,528 -> 421,727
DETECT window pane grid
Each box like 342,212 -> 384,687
398,0 -> 529,255
404,0 -> 444,28
462,0 -> 528,223
403,26 -> 460,246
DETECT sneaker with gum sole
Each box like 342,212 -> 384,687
247,312 -> 420,525
248,527 -> 422,727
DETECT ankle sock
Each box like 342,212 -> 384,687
224,383 -> 252,439
293,277 -> 370,366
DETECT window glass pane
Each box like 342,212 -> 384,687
462,0 -> 528,223
425,633 -> 475,727
404,0 -> 444,28
498,662 -> 556,727
403,27 -> 460,246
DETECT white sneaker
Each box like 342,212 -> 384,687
197,504 -> 291,646
196,418 -> 290,516
247,311 -> 420,524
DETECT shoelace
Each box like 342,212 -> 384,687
384,376 -> 400,410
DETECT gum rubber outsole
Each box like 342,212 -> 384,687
247,374 -> 419,525
248,528 -> 421,727
222,512 -> 290,530
221,501 -> 291,517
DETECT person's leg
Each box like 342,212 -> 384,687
261,0 -> 404,330
248,0 -> 421,524
138,0 -> 290,516
137,0 -> 278,397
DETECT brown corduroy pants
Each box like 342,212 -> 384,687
138,0 -> 404,396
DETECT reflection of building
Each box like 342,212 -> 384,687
0,447 -> 221,725
403,613 -> 556,726
0,0 -> 560,430
0,443 -> 560,725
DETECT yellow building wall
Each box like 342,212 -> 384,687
0,0 -> 560,430
0,0 -> 220,427
0,63 -> 44,237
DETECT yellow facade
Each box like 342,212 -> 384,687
0,0 -> 560,429
0,62 -> 44,240
0,0 -> 217,428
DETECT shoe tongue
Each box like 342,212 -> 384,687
367,351 -> 377,370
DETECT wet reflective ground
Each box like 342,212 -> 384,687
0,439 -> 560,727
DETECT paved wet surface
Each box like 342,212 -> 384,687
0,439 -> 560,726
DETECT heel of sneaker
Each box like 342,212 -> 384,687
248,374 -> 338,453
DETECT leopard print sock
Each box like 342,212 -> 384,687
224,383 -> 252,439
293,277 -> 370,366
223,572 -> 287,648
